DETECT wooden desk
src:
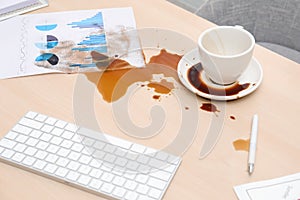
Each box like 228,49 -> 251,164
0,0 -> 299,199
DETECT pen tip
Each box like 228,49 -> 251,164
248,164 -> 254,175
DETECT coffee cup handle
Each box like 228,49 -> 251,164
234,25 -> 244,29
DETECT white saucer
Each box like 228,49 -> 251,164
177,48 -> 263,101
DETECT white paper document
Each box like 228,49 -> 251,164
0,7 -> 144,79
234,173 -> 300,200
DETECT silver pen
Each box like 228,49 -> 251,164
248,114 -> 258,175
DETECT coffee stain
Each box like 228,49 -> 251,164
187,62 -> 250,96
149,49 -> 182,70
147,79 -> 175,94
153,95 -> 161,100
233,138 -> 250,151
200,103 -> 220,116
230,115 -> 236,120
85,49 -> 182,103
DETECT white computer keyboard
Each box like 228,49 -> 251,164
0,111 -> 181,200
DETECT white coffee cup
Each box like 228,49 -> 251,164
198,26 -> 255,85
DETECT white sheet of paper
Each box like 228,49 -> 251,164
234,173 -> 300,200
0,7 -> 143,79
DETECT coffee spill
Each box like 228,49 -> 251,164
147,79 -> 175,94
187,62 -> 250,96
153,95 -> 160,100
85,49 -> 182,103
230,115 -> 236,120
200,103 -> 220,113
149,49 -> 182,70
233,138 -> 250,151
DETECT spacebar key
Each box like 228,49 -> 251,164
77,127 -> 132,150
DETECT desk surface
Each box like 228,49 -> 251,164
0,0 -> 300,199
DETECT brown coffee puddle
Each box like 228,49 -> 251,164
148,49 -> 182,70
147,79 -> 175,94
230,115 -> 236,120
233,138 -> 250,151
187,62 -> 250,96
200,103 -> 220,115
85,49 -> 182,103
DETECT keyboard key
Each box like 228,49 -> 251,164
57,148 -> 70,157
35,114 -> 47,122
125,191 -> 138,200
55,120 -> 67,129
44,163 -> 58,173
89,179 -> 103,190
14,143 -> 27,152
67,161 -> 80,171
56,157 -> 70,167
11,152 -> 25,162
130,144 -> 146,153
66,171 -> 80,181
19,118 -> 43,130
89,168 -> 103,179
78,165 -> 91,175
45,154 -> 59,163
45,117 -> 57,125
112,186 -> 126,198
5,131 -> 18,140
55,167 -> 69,177
50,136 -> 63,146
101,172 -> 114,182
15,134 -> 28,143
112,176 -> 126,186
25,138 -> 39,147
78,175 -> 91,185
136,174 -> 149,184
33,160 -> 47,170
30,130 -> 42,138
51,128 -> 63,136
60,140 -> 73,149
34,150 -> 48,160
71,143 -> 84,152
40,133 -> 52,142
0,138 -> 16,149
23,156 -> 36,166
150,170 -> 171,181
155,151 -> 169,161
1,149 -> 15,159
24,147 -> 37,156
25,111 -> 37,119
36,141 -> 49,150
62,131 -> 75,140
136,184 -> 150,195
41,124 -> 54,133
100,182 -> 115,194
147,177 -> 167,190
68,152 -> 81,161
148,188 -> 162,199
13,124 -> 32,135
79,155 -> 92,164
46,144 -> 59,154
124,179 -> 138,190
65,123 -> 78,132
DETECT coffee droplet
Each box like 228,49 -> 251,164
233,138 -> 250,151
